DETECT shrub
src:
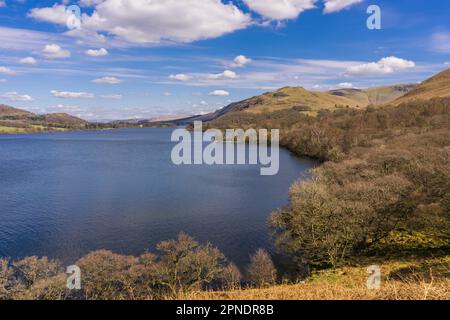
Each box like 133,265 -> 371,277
0,234 -> 232,300
0,258 -> 12,299
155,232 -> 226,297
221,263 -> 242,290
246,249 -> 277,288
12,256 -> 62,288
270,171 -> 416,267
0,256 -> 66,300
77,250 -> 139,300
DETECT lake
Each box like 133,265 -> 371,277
0,128 -> 315,267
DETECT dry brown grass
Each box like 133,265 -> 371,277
393,68 -> 450,105
180,257 -> 450,300
329,84 -> 416,107
183,281 -> 449,301
238,86 -> 361,115
0,125 -> 28,134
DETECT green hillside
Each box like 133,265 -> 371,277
0,104 -> 88,134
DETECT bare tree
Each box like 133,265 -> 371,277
221,263 -> 242,290
246,249 -> 277,288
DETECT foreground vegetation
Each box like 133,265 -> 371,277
1,233 -> 448,300
1,233 -> 280,300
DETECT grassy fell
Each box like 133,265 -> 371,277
0,104 -> 89,134
330,84 -> 417,107
240,87 -> 362,115
183,256 -> 450,300
393,68 -> 450,105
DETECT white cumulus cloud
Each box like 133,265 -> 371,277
20,57 -> 37,65
345,56 -> 415,77
243,0 -> 316,20
28,4 -> 72,25
209,90 -> 230,96
232,55 -> 252,68
85,48 -> 109,56
323,0 -> 363,14
42,44 -> 71,58
30,0 -> 251,45
1,91 -> 33,102
337,82 -> 356,88
208,70 -> 239,80
169,74 -> 193,81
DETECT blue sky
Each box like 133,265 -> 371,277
0,0 -> 449,121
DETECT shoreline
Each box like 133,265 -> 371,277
0,126 -> 121,136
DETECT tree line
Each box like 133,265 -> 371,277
1,233 -> 277,300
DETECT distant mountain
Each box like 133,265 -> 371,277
39,113 -> 88,126
167,83 -> 420,127
149,115 -> 191,123
329,84 -> 417,106
219,86 -> 363,115
392,68 -> 450,105
155,86 -> 365,126
160,84 -> 417,127
166,69 -> 450,129
91,69 -> 450,130
0,105 -> 88,134
0,104 -> 33,117
4,68 -> 448,134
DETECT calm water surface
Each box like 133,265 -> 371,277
0,128 -> 315,266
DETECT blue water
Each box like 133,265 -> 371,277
0,128 -> 315,267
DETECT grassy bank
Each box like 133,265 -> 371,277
0,125 -> 68,134
184,256 -> 449,300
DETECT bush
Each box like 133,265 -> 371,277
0,233 -> 229,300
155,232 -> 226,297
270,171 -> 415,267
221,263 -> 242,290
0,258 -> 12,299
0,256 -> 68,300
246,249 -> 277,288
12,256 -> 62,288
77,250 -> 140,300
